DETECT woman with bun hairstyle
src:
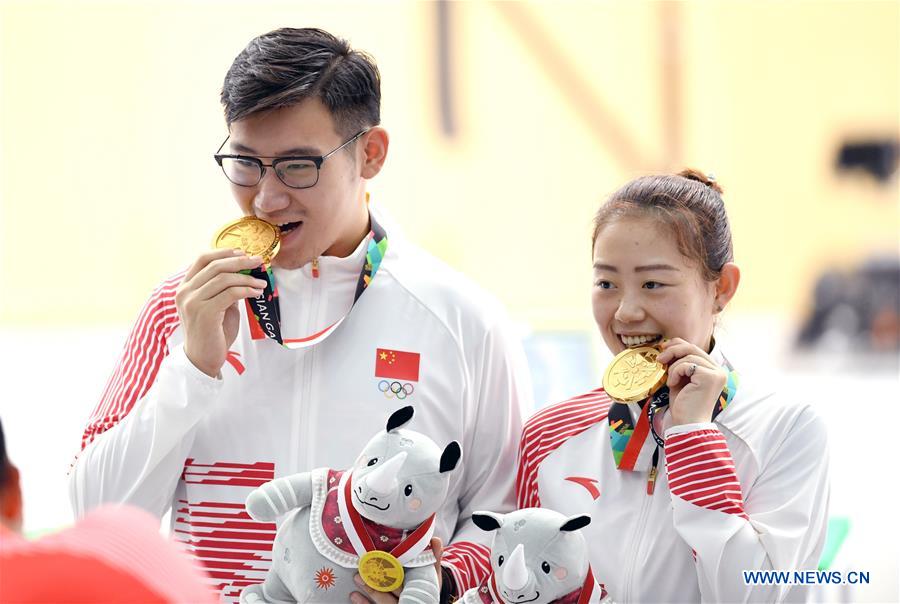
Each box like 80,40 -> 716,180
515,170 -> 830,602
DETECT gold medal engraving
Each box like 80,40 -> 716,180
603,346 -> 667,403
213,217 -> 281,263
358,550 -> 404,593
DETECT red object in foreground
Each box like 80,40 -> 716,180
375,348 -> 421,381
0,505 -> 216,603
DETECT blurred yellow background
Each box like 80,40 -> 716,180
1,3 -> 899,600
1,0 -> 896,330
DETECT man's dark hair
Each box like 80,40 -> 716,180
221,28 -> 381,137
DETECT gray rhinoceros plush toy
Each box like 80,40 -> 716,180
240,406 -> 461,604
460,508 -> 612,604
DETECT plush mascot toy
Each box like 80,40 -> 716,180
461,508 -> 611,604
241,406 -> 461,604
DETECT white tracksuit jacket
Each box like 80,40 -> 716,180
516,347 -> 830,603
70,220 -> 530,601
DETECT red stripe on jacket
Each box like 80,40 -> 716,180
664,428 -> 748,520
515,388 -> 612,509
442,541 -> 492,594
80,271 -> 184,450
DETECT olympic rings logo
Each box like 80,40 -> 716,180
378,380 -> 415,399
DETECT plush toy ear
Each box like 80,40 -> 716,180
386,406 -> 415,433
472,511 -> 504,532
559,515 -> 591,532
439,441 -> 462,473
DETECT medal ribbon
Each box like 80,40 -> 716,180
336,471 -> 435,565
244,212 -> 388,349
579,567 -> 597,604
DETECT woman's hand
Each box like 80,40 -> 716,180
657,338 -> 727,427
349,537 -> 444,604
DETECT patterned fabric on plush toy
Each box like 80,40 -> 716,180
321,470 -> 418,555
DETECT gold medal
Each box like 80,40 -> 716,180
212,216 -> 281,264
358,550 -> 404,593
603,346 -> 667,403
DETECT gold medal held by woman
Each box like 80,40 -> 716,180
212,216 -> 281,264
603,346 -> 667,403
358,550 -> 405,592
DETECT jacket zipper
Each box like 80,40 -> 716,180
622,453 -> 657,601
295,261 -> 322,474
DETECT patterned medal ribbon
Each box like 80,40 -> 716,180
244,212 -> 388,349
609,360 -> 739,471
335,471 -> 435,591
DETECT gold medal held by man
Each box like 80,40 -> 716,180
603,345 -> 667,403
212,216 -> 281,264
358,550 -> 405,592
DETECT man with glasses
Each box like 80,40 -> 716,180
69,27 -> 529,604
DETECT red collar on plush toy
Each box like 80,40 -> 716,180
321,470 -> 434,562
477,565 -> 603,604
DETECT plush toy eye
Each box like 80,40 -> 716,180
498,555 -> 504,566
367,458 -> 378,466
541,561 -> 551,574
404,484 -> 413,496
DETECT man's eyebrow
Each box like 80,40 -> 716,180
229,142 -> 322,156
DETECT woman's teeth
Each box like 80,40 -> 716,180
620,334 -> 661,347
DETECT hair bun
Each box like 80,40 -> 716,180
678,168 -> 724,195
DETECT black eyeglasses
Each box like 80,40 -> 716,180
214,129 -> 369,189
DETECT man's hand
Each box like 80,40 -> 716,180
175,249 -> 267,377
350,537 -> 444,604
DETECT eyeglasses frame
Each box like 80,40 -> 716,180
213,128 -> 370,189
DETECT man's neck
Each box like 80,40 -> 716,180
323,200 -> 371,258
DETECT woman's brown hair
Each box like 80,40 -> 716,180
591,169 -> 733,281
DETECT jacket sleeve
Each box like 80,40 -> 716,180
69,273 -> 223,519
442,314 -> 530,595
663,407 -> 830,603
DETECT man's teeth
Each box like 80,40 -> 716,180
620,334 -> 661,347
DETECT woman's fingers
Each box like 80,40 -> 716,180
667,354 -> 711,389
658,338 -> 711,366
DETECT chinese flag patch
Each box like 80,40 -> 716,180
375,348 -> 420,382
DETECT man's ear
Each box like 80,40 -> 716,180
0,464 -> 23,533
359,127 -> 389,179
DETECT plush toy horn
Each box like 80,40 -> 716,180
502,543 -> 529,591
365,452 -> 407,496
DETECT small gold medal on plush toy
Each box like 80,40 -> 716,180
603,346 -> 667,403
213,216 -> 281,264
358,550 -> 405,592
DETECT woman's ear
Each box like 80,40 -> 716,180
714,262 -> 741,312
